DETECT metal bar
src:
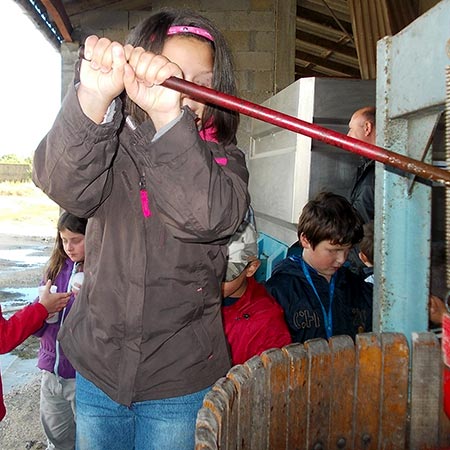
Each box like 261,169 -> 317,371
162,77 -> 450,187
446,66 -> 450,289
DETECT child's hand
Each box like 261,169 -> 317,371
72,282 -> 82,297
38,280 -> 71,315
78,35 -> 128,123
124,46 -> 183,130
429,294 -> 446,325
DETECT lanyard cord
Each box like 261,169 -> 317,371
290,255 -> 336,339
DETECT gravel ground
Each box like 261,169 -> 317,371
0,232 -> 54,450
0,373 -> 46,450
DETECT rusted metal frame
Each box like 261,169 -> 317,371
406,112 -> 442,194
162,77 -> 450,187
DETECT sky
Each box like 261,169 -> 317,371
0,0 -> 61,159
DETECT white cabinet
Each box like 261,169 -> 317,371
248,77 -> 375,244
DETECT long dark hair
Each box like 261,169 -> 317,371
124,8 -> 239,145
45,212 -> 87,282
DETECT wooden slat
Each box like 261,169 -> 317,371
212,377 -> 238,450
195,407 -> 219,450
227,364 -> 252,450
261,348 -> 290,450
195,332 -> 447,449
244,356 -> 269,450
328,335 -> 356,449
354,333 -> 382,449
409,332 -> 441,449
305,338 -> 332,449
203,381 -> 230,450
379,333 -> 409,449
283,343 -> 308,449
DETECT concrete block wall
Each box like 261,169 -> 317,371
61,0 -> 296,153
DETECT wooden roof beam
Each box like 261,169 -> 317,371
296,6 -> 353,35
295,50 -> 361,78
296,30 -> 357,59
41,0 -> 73,42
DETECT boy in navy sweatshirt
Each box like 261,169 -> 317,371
265,192 -> 372,343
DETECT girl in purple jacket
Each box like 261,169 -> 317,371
34,212 -> 87,450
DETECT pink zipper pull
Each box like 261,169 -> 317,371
214,157 -> 228,166
139,175 -> 151,218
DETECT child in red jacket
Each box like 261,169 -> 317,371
222,210 -> 292,365
0,281 -> 69,420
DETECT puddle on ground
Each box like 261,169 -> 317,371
0,287 -> 39,312
0,247 -> 49,271
0,244 -> 51,313
0,244 -> 51,393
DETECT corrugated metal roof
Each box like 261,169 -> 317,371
348,0 -> 417,79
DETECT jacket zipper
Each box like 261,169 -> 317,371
139,175 -> 151,218
124,116 -> 152,218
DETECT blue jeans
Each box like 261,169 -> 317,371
75,373 -> 209,450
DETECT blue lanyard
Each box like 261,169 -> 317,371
290,255 -> 336,339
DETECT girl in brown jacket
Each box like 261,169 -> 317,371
33,8 -> 249,450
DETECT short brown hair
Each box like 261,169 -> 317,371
359,221 -> 374,265
297,192 -> 363,249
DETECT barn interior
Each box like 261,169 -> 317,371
17,0 -> 449,361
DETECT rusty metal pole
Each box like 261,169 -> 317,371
162,77 -> 450,187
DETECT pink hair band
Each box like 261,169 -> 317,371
167,26 -> 214,42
